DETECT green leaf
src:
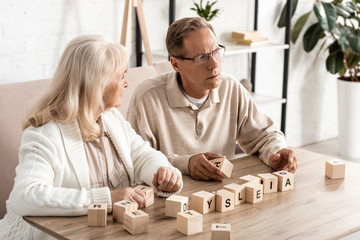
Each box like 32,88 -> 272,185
335,4 -> 351,18
335,25 -> 350,51
277,0 -> 298,28
291,11 -> 311,43
328,40 -> 341,55
346,52 -> 360,69
345,1 -> 357,11
303,23 -> 323,52
326,51 -> 344,74
349,30 -> 360,53
313,2 -> 337,32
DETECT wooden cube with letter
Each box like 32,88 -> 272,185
214,189 -> 235,212
325,159 -> 345,179
238,174 -> 261,185
224,183 -> 245,205
211,223 -> 231,240
191,190 -> 215,214
272,171 -> 295,191
257,173 -> 278,193
133,185 -> 154,207
245,182 -> 263,203
87,203 -> 107,227
209,157 -> 234,178
176,210 -> 203,235
113,200 -> 138,223
166,195 -> 189,218
124,210 -> 149,235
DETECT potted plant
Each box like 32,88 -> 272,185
190,0 -> 221,21
278,0 -> 360,158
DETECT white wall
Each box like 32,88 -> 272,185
0,0 -> 338,147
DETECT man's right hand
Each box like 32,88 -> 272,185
188,152 -> 224,181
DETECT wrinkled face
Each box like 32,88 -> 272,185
171,28 -> 222,98
103,67 -> 128,110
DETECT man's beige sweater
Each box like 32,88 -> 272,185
127,71 -> 287,174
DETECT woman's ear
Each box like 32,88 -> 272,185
170,57 -> 180,72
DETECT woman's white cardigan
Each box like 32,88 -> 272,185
0,108 -> 181,239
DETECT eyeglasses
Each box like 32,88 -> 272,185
174,44 -> 226,66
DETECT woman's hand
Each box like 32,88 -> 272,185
110,187 -> 146,209
152,166 -> 182,192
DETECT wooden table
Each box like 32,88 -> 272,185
24,148 -> 360,239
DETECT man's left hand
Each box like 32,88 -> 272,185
269,148 -> 297,173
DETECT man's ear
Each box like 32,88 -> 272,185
170,57 -> 181,72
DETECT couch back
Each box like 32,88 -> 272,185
0,62 -> 173,218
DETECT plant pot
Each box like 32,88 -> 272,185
337,79 -> 360,158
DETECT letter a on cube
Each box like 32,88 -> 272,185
272,171 -> 294,192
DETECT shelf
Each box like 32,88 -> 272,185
152,42 -> 289,58
222,41 -> 289,55
251,92 -> 286,106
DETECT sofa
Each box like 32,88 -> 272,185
0,61 -> 174,219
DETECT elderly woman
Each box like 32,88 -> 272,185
0,34 -> 183,239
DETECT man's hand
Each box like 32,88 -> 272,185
188,152 -> 224,181
110,187 -> 145,209
152,166 -> 182,192
269,148 -> 297,173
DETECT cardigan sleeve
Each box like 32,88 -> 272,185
9,125 -> 111,217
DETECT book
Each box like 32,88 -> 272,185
234,37 -> 268,46
231,30 -> 262,40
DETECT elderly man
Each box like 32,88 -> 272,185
127,17 -> 297,181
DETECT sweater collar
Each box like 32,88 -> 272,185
58,120 -> 90,189
166,72 -> 220,110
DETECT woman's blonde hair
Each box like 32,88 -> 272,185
23,34 -> 129,141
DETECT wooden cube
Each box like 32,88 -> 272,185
244,182 -> 263,203
87,203 -> 107,227
166,195 -> 189,217
124,210 -> 149,235
113,200 -> 138,223
133,185 -> 154,207
214,189 -> 235,212
191,191 -> 215,214
176,210 -> 203,235
325,159 -> 345,179
257,173 -> 278,193
238,174 -> 261,185
224,183 -> 245,205
209,157 -> 234,178
211,223 -> 231,240
272,171 -> 295,192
